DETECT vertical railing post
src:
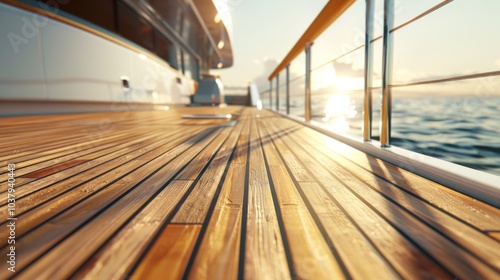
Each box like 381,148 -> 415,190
380,0 -> 394,147
269,80 -> 273,109
305,42 -> 313,121
363,0 -> 375,141
286,64 -> 290,115
276,74 -> 280,111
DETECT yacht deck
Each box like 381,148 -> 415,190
1,106 -> 499,279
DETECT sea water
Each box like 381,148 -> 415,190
280,95 -> 500,176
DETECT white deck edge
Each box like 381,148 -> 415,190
273,111 -> 500,208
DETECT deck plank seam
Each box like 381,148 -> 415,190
0,129 -> 163,181
266,118 -> 454,277
260,119 -> 360,279
4,107 -> 498,278
297,111 -> 499,212
181,122 -> 244,279
276,120 -> 462,275
281,122 -> 495,276
0,126 -> 196,204
292,126 -> 498,270
0,126 -> 154,163
1,128 -> 176,179
260,120 -> 366,279
237,119 -> 252,280
124,125 -> 240,277
67,127 -> 231,278
0,127 -> 219,261
256,120 -> 298,280
289,118 -> 499,233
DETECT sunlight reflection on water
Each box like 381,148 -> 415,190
322,94 -> 358,132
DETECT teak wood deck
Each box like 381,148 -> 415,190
0,106 -> 499,279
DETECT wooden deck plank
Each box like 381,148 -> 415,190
175,127 -> 233,180
243,119 -> 291,280
1,107 -> 498,279
261,119 -> 450,279
258,121 -> 350,279
21,159 -> 90,178
0,127 -> 215,279
0,126 -> 86,149
187,121 -> 250,280
284,120 -> 500,271
296,122 -> 500,232
0,130 -> 83,157
488,232 -> 500,242
73,180 -> 194,279
0,129 -> 167,188
0,126 -> 194,213
0,109 -> 184,151
131,224 -> 202,280
275,118 -> 500,279
0,127 -> 146,164
0,129 -> 164,193
172,123 -> 242,223
12,129 -> 223,279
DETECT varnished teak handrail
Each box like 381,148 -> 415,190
268,0 -> 355,80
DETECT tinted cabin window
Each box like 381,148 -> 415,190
184,52 -> 191,79
178,49 -> 185,73
52,0 -> 116,31
155,30 -> 171,63
149,0 -> 182,33
117,2 -> 154,51
169,44 -> 179,70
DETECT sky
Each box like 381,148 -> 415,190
213,0 -> 500,97
213,0 -> 327,88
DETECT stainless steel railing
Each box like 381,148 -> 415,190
264,0 -> 500,148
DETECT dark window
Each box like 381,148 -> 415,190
155,30 -> 171,64
149,0 -> 182,33
117,2 -> 154,51
179,49 -> 185,73
188,54 -> 200,81
46,0 -> 116,31
169,44 -> 179,70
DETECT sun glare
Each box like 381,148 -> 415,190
322,94 -> 357,132
312,64 -> 363,92
314,65 -> 335,89
334,76 -> 363,91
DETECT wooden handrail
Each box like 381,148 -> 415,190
268,0 -> 355,80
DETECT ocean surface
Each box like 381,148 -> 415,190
283,95 -> 500,176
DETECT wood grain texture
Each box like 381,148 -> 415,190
279,120 -> 500,279
14,130 -> 214,279
0,128 -> 162,184
1,107 -> 498,279
244,119 -> 290,280
0,126 -> 147,168
488,232 -> 500,242
258,122 -> 348,279
0,126 -> 204,238
172,123 -> 242,223
21,159 -> 89,178
297,123 -> 500,232
267,117 -> 451,278
287,124 -> 500,272
74,180 -> 193,279
187,122 -> 249,280
131,225 -> 201,280
175,127 -> 232,180
0,128 -> 182,196
0,127 -> 218,279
